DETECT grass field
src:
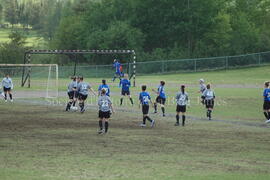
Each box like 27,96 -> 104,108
1,66 -> 270,179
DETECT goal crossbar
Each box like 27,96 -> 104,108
0,64 -> 58,67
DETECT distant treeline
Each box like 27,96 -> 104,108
1,0 -> 270,65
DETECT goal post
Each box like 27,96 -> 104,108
0,64 -> 59,99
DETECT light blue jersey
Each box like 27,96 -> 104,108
1,77 -> 13,89
77,82 -> 91,95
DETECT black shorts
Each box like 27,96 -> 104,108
176,105 -> 186,113
142,105 -> 149,115
156,96 -> 166,105
99,110 -> 111,119
78,94 -> 88,101
68,91 -> 75,99
121,90 -> 130,96
263,101 -> 270,110
3,87 -> 11,92
205,99 -> 214,109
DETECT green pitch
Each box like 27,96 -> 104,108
0,66 -> 270,179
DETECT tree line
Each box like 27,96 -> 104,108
1,0 -> 270,65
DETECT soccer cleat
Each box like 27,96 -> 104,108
163,114 -> 166,117
174,122 -> 180,126
150,120 -> 155,128
153,111 -> 157,114
0,92 -> 4,97
209,117 -> 211,120
265,120 -> 270,123
80,108 -> 85,113
4,100 -> 7,103
10,99 -> 13,102
140,123 -> 146,127
98,129 -> 105,134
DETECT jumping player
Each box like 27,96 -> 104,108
98,79 -> 110,96
65,76 -> 78,111
153,81 -> 166,116
139,85 -> 155,127
119,74 -> 134,106
201,84 -> 215,120
112,59 -> 123,82
263,81 -> 270,123
1,74 -> 13,102
175,85 -> 189,126
77,76 -> 97,113
98,88 -> 114,134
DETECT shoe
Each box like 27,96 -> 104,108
140,123 -> 146,127
209,117 -> 211,120
80,108 -> 85,113
153,111 -> 157,114
10,99 -> 13,102
162,114 -> 166,117
5,100 -> 7,103
265,119 -> 270,124
1,92 -> 4,97
98,129 -> 105,134
174,123 -> 180,126
150,120 -> 155,128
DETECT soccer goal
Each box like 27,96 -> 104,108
0,64 -> 58,99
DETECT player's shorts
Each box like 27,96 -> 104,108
205,99 -> 214,109
3,87 -> 11,92
142,104 -> 149,115
99,110 -> 111,119
67,91 -> 76,99
263,101 -> 270,110
156,96 -> 166,105
78,94 -> 88,101
121,90 -> 130,96
176,105 -> 186,113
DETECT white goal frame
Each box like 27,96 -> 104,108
0,64 -> 59,98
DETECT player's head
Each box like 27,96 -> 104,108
265,81 -> 270,88
181,84 -> 185,93
101,88 -> 106,95
79,76 -> 84,81
160,81 -> 165,86
71,76 -> 76,81
142,85 -> 147,91
199,79 -> 204,84
102,79 -> 106,85
124,73 -> 128,79
206,84 -> 211,89
5,74 -> 9,78
114,59 -> 117,63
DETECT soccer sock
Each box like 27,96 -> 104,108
209,110 -> 212,118
79,102 -> 83,110
99,120 -> 103,130
146,116 -> 153,122
182,115 -> 186,126
154,103 -> 157,112
9,94 -> 12,100
143,116 -> 147,124
268,112 -> 270,120
207,110 -> 210,117
66,102 -> 72,111
264,112 -> 268,120
129,98 -> 134,105
72,101 -> 76,106
120,98 -> 123,105
161,107 -> 165,115
4,93 -> 7,100
176,115 -> 179,123
105,121 -> 109,132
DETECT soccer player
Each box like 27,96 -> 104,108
1,74 -> 13,102
98,88 -> 114,134
201,84 -> 215,120
65,76 -> 78,111
198,79 -> 206,105
112,59 -> 123,82
153,81 -> 166,117
263,81 -> 270,123
119,74 -> 134,106
98,79 -> 110,96
175,85 -> 189,126
139,85 -> 155,127
77,76 -> 97,113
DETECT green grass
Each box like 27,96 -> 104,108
1,65 -> 270,179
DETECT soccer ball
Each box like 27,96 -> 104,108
70,106 -> 78,111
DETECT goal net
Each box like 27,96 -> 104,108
0,64 -> 58,99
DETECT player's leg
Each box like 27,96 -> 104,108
120,94 -> 125,106
3,87 -> 8,102
128,93 -> 133,105
7,89 -> 13,102
175,105 -> 180,126
154,97 -> 159,113
98,111 -> 103,132
161,98 -> 166,117
263,101 -> 269,120
66,92 -> 73,111
182,111 -> 186,126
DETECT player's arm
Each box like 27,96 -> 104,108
89,87 -> 97,96
151,88 -> 159,95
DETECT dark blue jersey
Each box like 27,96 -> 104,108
157,85 -> 166,98
263,88 -> 270,101
139,91 -> 151,105
98,84 -> 110,96
113,62 -> 121,73
119,79 -> 131,91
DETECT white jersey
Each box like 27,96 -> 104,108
1,77 -> 13,89
202,89 -> 215,100
199,83 -> 206,94
176,92 -> 189,106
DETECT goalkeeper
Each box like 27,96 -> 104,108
1,74 -> 14,102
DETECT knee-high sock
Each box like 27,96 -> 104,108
154,103 -> 157,112
143,116 -> 147,124
176,115 -> 180,123
161,107 -> 165,115
79,102 -> 84,110
207,110 -> 210,117
99,120 -> 103,130
209,110 -> 212,118
264,112 -> 268,120
66,101 -> 72,111
268,112 -> 270,120
146,116 -> 153,122
129,98 -> 134,105
4,93 -> 7,100
9,94 -> 12,100
72,101 -> 76,106
120,98 -> 123,105
105,121 -> 109,132
182,115 -> 186,126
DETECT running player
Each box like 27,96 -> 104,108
98,79 -> 110,96
153,81 -> 166,116
77,76 -> 97,113
201,84 -> 215,120
198,79 -> 206,105
1,74 -> 13,102
119,74 -> 134,106
98,88 -> 114,134
65,76 -> 78,111
175,85 -> 189,126
263,81 -> 270,123
112,59 -> 123,82
139,85 -> 155,127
